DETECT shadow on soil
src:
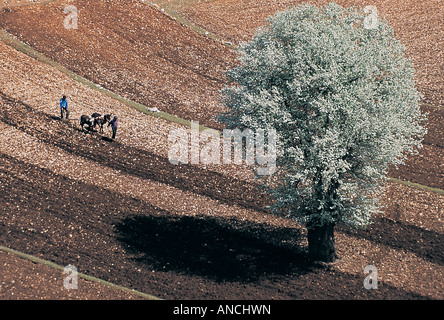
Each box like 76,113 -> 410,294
0,89 -> 271,213
116,214 -> 311,283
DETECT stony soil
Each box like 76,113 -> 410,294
154,0 -> 444,108
0,250 -> 148,299
0,0 -> 237,129
0,0 -> 442,300
0,0 -> 441,189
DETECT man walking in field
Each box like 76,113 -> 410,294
60,95 -> 70,120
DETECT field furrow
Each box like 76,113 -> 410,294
0,0 -> 442,300
0,90 -> 442,299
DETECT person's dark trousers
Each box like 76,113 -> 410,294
61,108 -> 70,119
112,127 -> 117,139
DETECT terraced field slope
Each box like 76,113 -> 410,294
0,0 -> 442,300
0,0 -> 236,129
152,0 -> 444,107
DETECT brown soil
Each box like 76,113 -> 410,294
388,104 -> 444,190
0,0 -> 442,300
0,150 -> 439,300
0,86 -> 442,299
0,251 -> 148,299
0,0 -> 441,189
0,0 -> 52,7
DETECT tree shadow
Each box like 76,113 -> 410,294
340,217 -> 444,266
115,214 -> 311,283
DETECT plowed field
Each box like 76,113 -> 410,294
0,0 -> 442,189
0,0 -> 236,129
152,0 -> 444,107
0,0 -> 442,300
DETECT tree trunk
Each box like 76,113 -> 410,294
307,223 -> 336,262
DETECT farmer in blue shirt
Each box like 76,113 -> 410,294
60,95 -> 69,119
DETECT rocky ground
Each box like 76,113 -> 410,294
153,0 -> 444,108
0,0 -> 237,130
0,0 -> 442,300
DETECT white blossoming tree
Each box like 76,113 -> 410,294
219,3 -> 427,262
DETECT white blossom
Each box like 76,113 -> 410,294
219,3 -> 427,229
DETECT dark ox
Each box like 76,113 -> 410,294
80,114 -> 94,132
80,113 -> 112,133
92,113 -> 112,133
